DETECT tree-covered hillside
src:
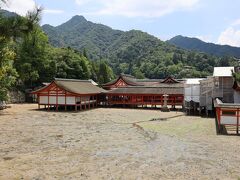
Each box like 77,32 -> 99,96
1,8 -> 238,102
167,35 -> 240,58
42,16 -> 238,79
0,9 -> 17,17
0,9 -> 114,101
42,15 -> 123,60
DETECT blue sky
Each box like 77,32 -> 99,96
2,0 -> 240,47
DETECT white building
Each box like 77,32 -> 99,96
184,78 -> 204,103
200,67 -> 235,112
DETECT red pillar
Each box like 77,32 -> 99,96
65,91 -> 67,111
75,96 -> 77,111
95,95 -> 98,107
237,108 -> 239,134
47,91 -> 50,111
37,95 -> 40,109
56,89 -> 58,111
88,96 -> 91,109
216,107 -> 221,130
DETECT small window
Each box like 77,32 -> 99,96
222,110 -> 236,116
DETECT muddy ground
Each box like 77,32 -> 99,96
0,104 -> 240,179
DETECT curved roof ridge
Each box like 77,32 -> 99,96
54,78 -> 91,82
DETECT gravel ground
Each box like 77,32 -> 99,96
0,104 -> 240,180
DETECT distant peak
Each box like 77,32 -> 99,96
169,35 -> 203,42
42,24 -> 54,28
171,35 -> 186,39
175,35 -> 184,38
70,15 -> 87,22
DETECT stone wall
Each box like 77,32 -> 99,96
7,90 -> 25,103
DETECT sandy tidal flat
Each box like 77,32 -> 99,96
0,104 -> 240,179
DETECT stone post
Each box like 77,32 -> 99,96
162,94 -> 170,112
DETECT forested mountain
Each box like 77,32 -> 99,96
168,35 -> 240,58
0,10 -> 114,101
42,15 -> 238,79
1,9 -> 238,102
0,9 -> 17,17
42,15 -> 123,60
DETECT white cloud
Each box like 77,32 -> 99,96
76,0 -> 199,18
218,27 -> 240,47
1,0 -> 36,15
75,0 -> 83,6
44,9 -> 64,14
75,0 -> 91,6
231,19 -> 240,27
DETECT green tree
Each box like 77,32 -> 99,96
47,47 -> 91,80
0,41 -> 17,101
15,26 -> 49,87
232,71 -> 240,82
0,4 -> 42,101
96,60 -> 114,84
133,68 -> 145,79
83,48 -> 88,59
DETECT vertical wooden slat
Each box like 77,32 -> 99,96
48,90 -> 50,111
80,96 -> 82,111
65,90 -> 67,111
75,96 -> 77,111
237,108 -> 239,134
56,87 -> 58,111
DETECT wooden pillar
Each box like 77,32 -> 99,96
161,95 -> 163,106
37,95 -> 40,109
56,89 -> 58,112
96,95 -> 98,107
65,91 -> 67,111
75,96 -> 77,111
194,102 -> 196,115
94,95 -> 96,107
47,91 -> 50,111
237,108 -> 239,134
79,96 -> 82,111
174,96 -> 176,109
182,96 -> 184,110
216,107 -> 221,132
94,95 -> 97,108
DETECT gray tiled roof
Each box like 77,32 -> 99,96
32,79 -> 106,95
55,79 -> 106,94
103,74 -> 185,87
108,86 -> 184,95
103,74 -> 141,86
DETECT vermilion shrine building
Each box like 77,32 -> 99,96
32,78 -> 105,111
103,74 -> 184,108
33,75 -> 185,111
